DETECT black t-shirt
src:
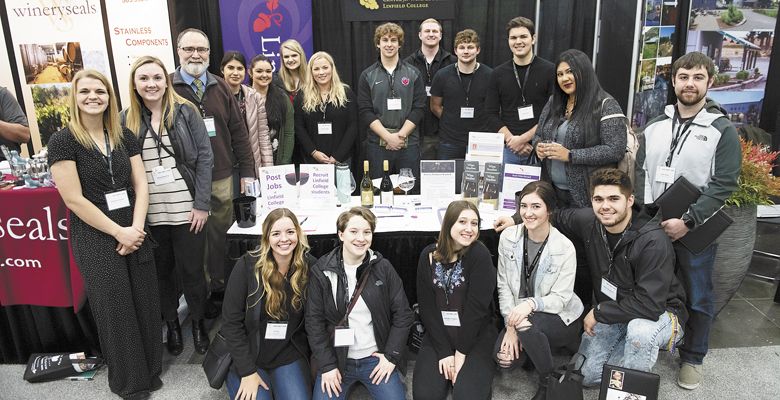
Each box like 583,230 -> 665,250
484,57 -> 556,135
429,63 -> 494,146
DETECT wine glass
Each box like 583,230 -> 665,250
398,168 -> 415,196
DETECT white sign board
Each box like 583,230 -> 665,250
420,160 -> 456,206
466,131 -> 504,170
499,164 -> 542,212
258,164 -> 298,210
299,164 -> 336,209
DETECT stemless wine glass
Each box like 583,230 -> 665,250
398,168 -> 415,196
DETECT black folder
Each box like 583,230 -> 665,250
653,176 -> 733,254
598,364 -> 659,400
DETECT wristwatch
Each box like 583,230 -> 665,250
681,214 -> 695,229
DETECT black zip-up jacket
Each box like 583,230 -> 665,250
404,47 -> 456,137
121,103 -> 213,211
221,252 -> 316,377
305,247 -> 413,375
551,206 -> 688,325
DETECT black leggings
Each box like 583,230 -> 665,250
413,328 -> 497,400
494,312 -> 582,376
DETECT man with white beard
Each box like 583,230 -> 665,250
170,28 -> 256,332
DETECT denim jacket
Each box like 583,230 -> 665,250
497,224 -> 583,326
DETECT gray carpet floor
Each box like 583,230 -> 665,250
1,345 -> 778,399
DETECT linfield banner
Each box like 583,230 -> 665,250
342,0 -> 455,21
219,0 -> 313,73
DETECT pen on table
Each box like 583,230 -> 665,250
376,215 -> 404,218
300,216 -> 309,225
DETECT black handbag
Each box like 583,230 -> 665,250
202,332 -> 232,389
546,353 -> 586,400
202,254 -> 264,389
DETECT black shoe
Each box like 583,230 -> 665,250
121,390 -> 150,400
150,376 -> 163,392
165,319 -> 183,356
193,319 -> 210,354
203,299 -> 221,319
532,374 -> 550,400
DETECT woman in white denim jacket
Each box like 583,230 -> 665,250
495,181 -> 584,400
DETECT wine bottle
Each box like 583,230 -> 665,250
360,160 -> 374,208
380,160 -> 394,205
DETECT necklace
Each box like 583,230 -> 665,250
565,98 -> 576,118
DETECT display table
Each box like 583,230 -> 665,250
0,181 -> 97,364
227,196 -> 510,303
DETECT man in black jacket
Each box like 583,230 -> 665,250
404,18 -> 456,159
557,169 -> 686,386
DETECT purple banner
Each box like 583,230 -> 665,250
219,0 -> 313,72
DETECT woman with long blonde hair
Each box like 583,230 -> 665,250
221,208 -> 315,400
294,51 -> 358,164
274,39 -> 308,100
48,69 -> 161,398
121,55 -> 214,356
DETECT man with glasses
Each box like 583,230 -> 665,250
170,28 -> 256,337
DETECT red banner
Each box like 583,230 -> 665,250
0,183 -> 85,311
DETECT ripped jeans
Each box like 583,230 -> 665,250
578,312 -> 683,386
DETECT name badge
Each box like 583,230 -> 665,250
425,86 -> 432,97
387,98 -> 402,111
460,107 -> 475,119
655,166 -> 676,184
151,166 -> 175,185
334,327 -> 355,347
518,105 -> 534,121
265,322 -> 288,340
318,122 -> 333,135
204,117 -> 217,137
601,277 -> 618,301
105,189 -> 131,211
441,311 -> 461,327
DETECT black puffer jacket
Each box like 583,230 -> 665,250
120,103 -> 213,211
221,252 -> 316,377
305,247 -> 413,375
554,206 -> 688,325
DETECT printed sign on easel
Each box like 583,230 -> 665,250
258,165 -> 297,210
299,164 -> 336,209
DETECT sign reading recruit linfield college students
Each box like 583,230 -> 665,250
4,0 -> 113,149
219,0 -> 313,73
104,0 -> 176,109
341,0 -> 455,21
299,164 -> 336,209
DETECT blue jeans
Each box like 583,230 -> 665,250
312,356 -> 405,400
225,358 -> 311,400
503,146 -> 537,166
675,242 -> 717,365
366,140 -> 420,194
436,141 -> 467,160
578,312 -> 683,387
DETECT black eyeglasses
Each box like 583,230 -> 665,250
179,47 -> 210,54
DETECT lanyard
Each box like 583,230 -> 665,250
456,63 -> 479,105
522,227 -> 548,293
320,92 -> 329,121
147,125 -> 176,166
666,107 -> 698,167
385,62 -> 399,97
512,57 -> 533,105
100,130 -> 115,186
599,223 -> 629,278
